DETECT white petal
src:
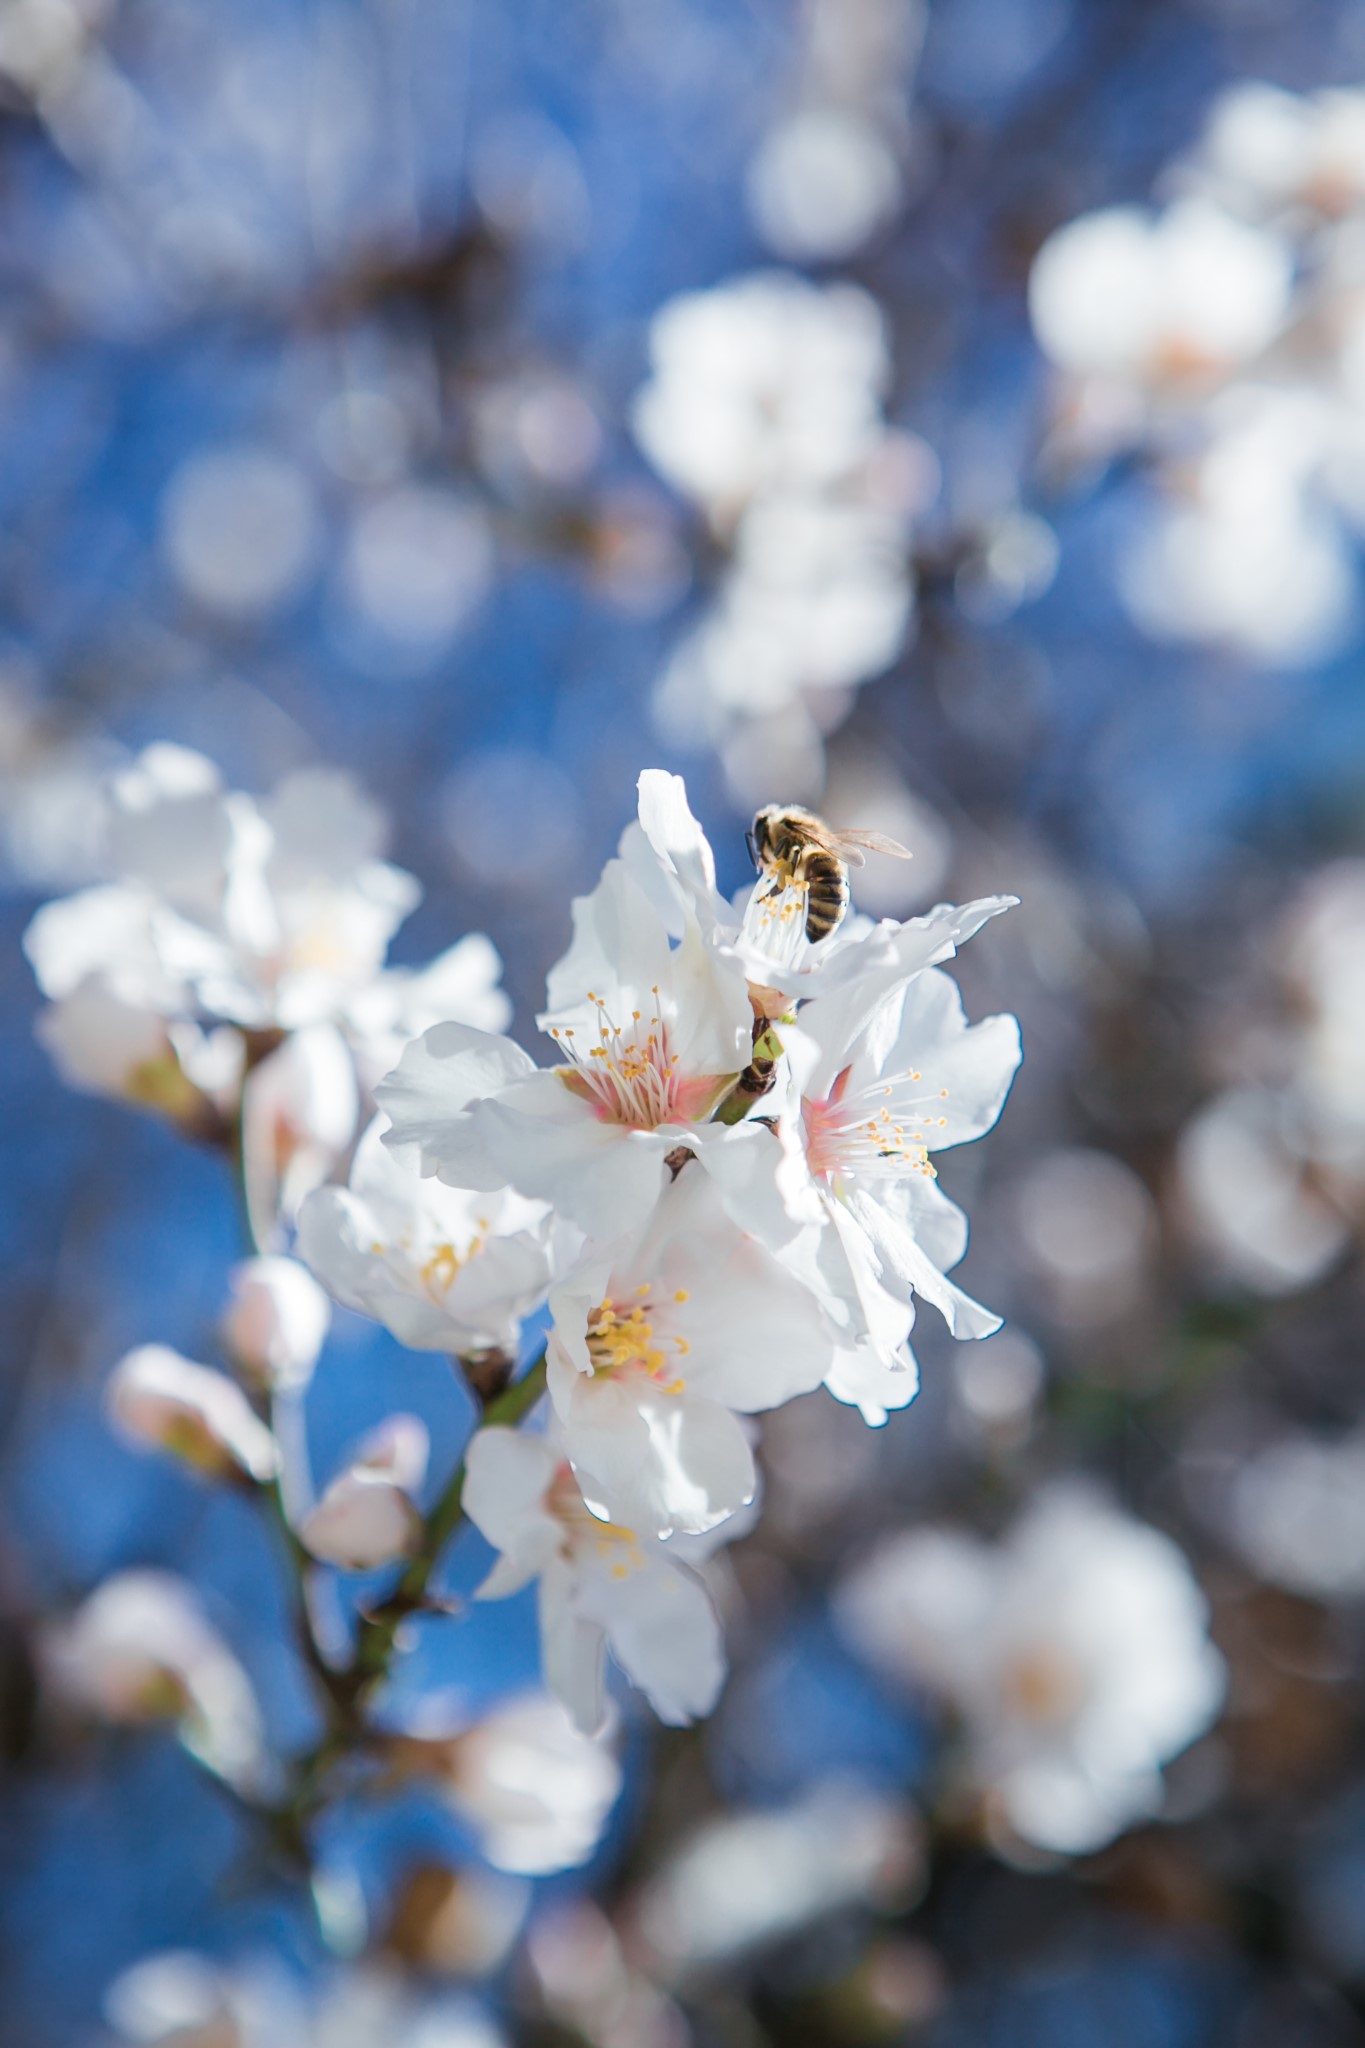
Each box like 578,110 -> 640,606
538,1571 -> 610,1737
464,1428 -> 565,1598
375,1023 -> 537,1188
824,1342 -> 920,1427
582,1552 -> 726,1725
470,1075 -> 671,1238
848,1189 -> 1002,1339
551,1359 -> 755,1538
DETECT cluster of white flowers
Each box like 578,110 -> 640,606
349,769 -> 1019,1732
1030,81 -> 1365,665
23,742 -> 507,1241
633,274 -> 933,800
26,751 -> 1025,1865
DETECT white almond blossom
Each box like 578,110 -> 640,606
656,492 -> 915,729
389,1693 -> 622,1876
631,767 -> 1014,1014
23,745 -> 511,1171
106,1345 -> 281,1484
222,1255 -> 332,1390
463,1426 -> 725,1734
299,1414 -> 429,1570
32,975 -> 243,1127
297,1118 -> 558,1358
40,1570 -> 268,1794
1029,200 -> 1292,400
770,963 -> 1022,1355
632,271 -> 890,520
836,1485 -> 1226,1856
377,854 -> 756,1241
544,1167 -> 832,1537
24,745 -> 417,1032
1184,81 -> 1365,225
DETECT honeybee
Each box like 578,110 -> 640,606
749,805 -> 913,945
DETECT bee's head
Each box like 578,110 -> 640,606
751,806 -> 780,862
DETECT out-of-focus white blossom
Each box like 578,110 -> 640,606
338,486 -> 494,660
106,1345 -> 281,1484
633,273 -> 890,520
1229,1431 -> 1365,1600
41,1570 -> 268,1793
105,1947 -> 266,2048
104,1952 -> 508,2048
837,1485 -> 1226,1856
1118,389 -> 1357,664
747,109 -> 903,262
1031,86 -> 1365,662
1176,1084 -> 1350,1295
391,1693 -> 622,1876
297,1119 -> 557,1358
1281,861 -> 1365,1169
24,746 -> 510,1200
632,1782 -> 922,1982
658,493 -> 914,726
1013,1146 -> 1157,1326
34,977 -> 242,1127
222,1255 -> 331,1390
1185,81 -> 1365,225
525,1898 -> 686,2048
161,447 -> 320,621
345,933 -> 512,1090
633,269 -> 931,775
1029,201 -> 1292,395
299,1414 -> 428,1570
240,1024 -> 359,1246
464,1426 -> 725,1733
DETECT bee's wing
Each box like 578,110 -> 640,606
828,827 -> 914,864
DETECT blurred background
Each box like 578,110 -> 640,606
6,0 -> 1365,2041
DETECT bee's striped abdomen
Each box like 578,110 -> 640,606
802,853 -> 850,943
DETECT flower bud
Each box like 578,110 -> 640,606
298,1414 -> 429,1570
222,1256 -> 330,1390
40,1570 -> 267,1793
106,1346 -> 281,1484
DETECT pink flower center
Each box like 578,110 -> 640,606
550,987 -> 723,1129
802,1064 -> 948,1187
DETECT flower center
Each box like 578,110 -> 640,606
584,1289 -> 690,1393
547,1463 -> 643,1575
802,1064 -> 948,1187
741,875 -> 811,973
368,1226 -> 491,1300
550,987 -> 719,1128
1000,1644 -> 1086,1727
